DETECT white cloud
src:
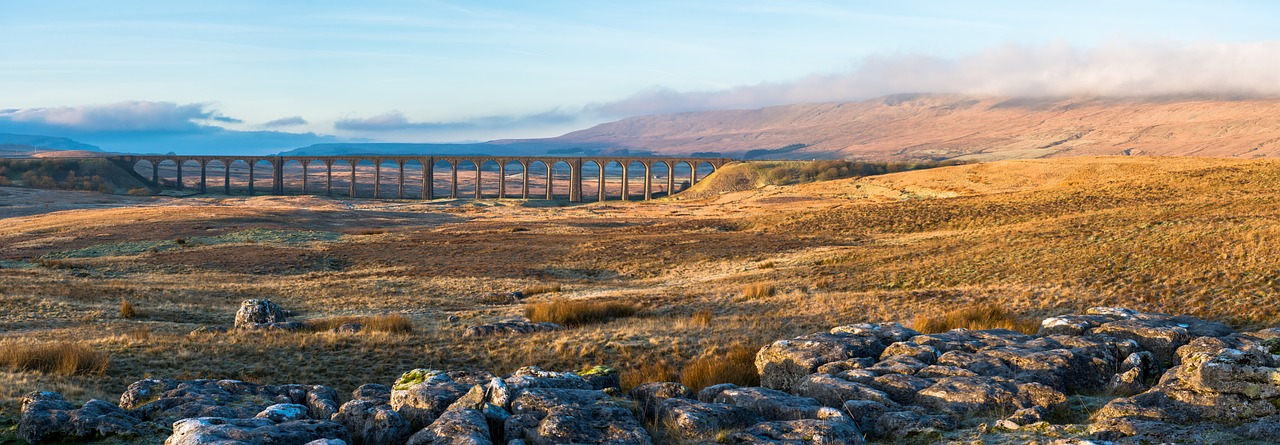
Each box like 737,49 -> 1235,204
591,40 -> 1280,117
0,101 -> 237,132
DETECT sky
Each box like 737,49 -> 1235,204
3,1 -> 1280,154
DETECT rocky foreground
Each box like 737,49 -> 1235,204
18,305 -> 1280,444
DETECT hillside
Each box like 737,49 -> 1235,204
538,94 -> 1280,161
0,133 -> 101,158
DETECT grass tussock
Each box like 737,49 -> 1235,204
913,304 -> 1040,335
524,299 -> 638,327
739,283 -> 776,301
622,360 -> 679,391
0,341 -> 110,376
690,309 -> 713,327
522,283 -> 563,296
120,299 -> 137,319
303,314 -> 415,334
680,344 -> 761,392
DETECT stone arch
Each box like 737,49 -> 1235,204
329,160 -> 353,197
550,160 -> 573,200
402,159 -> 425,199
478,159 -> 501,199
527,160 -> 550,199
205,160 -> 228,195
672,161 -> 694,193
503,160 -> 525,198
180,159 -> 202,191
305,160 -> 327,195
352,159 -> 376,198
695,161 -> 716,184
226,160 -> 251,195
375,159 -> 401,198
601,160 -> 625,201
156,159 -> 179,189
454,160 -> 478,199
282,159 -> 304,194
625,160 -> 647,201
432,159 -> 454,199
582,160 -> 603,202
250,159 -> 275,195
649,161 -> 672,199
133,159 -> 156,185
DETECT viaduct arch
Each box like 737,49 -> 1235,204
112,155 -> 732,202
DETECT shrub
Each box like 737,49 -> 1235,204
681,344 -> 761,392
621,360 -> 679,391
304,314 -> 415,334
524,299 -> 638,327
913,304 -> 1040,335
127,187 -> 153,196
757,261 -> 775,269
0,341 -> 110,376
739,283 -> 776,300
120,299 -> 137,319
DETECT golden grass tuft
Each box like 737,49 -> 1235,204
303,314 -> 415,334
739,283 -> 776,301
690,308 -> 713,327
522,283 -> 563,296
680,344 -> 761,392
120,299 -> 137,319
524,299 -> 638,327
621,360 -> 679,391
0,341 -> 110,376
913,304 -> 1040,335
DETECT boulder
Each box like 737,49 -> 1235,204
868,411 -> 954,441
257,404 -> 310,422
915,376 -> 1020,417
576,365 -> 621,391
502,366 -> 591,394
656,398 -> 762,441
506,388 -> 650,445
628,382 -> 694,419
712,386 -> 827,421
756,332 -> 885,391
697,383 -> 739,403
391,376 -> 470,430
829,322 -> 920,345
331,400 -> 412,445
462,321 -> 564,338
866,374 -> 934,405
791,373 -> 897,408
405,408 -> 492,445
234,299 -> 292,330
935,351 -> 1013,378
19,391 -> 140,443
879,341 -> 940,364
165,417 -> 350,445
119,379 -> 336,423
723,419 -> 864,444
865,355 -> 929,376
909,329 -> 1033,354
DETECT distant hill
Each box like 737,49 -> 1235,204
276,141 -> 667,158
527,94 -> 1280,161
0,133 -> 101,157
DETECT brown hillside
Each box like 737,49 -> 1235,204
551,94 -> 1280,161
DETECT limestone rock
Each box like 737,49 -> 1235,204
506,388 -> 650,445
656,398 -> 762,441
19,392 -> 140,444
756,332 -> 885,391
791,373 -> 897,408
462,321 -> 564,338
712,386 -> 826,421
879,341 -> 940,364
257,404 -> 310,422
829,322 -> 920,345
576,365 -> 621,391
119,379 -> 335,424
405,408 -> 492,445
868,411 -> 954,441
723,419 -> 864,444
331,400 -> 411,445
234,298 -> 293,330
866,373 -> 934,405
165,417 -> 350,445
915,376 -> 1020,417
628,381 -> 694,419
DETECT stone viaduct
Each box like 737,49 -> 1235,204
110,155 -> 733,202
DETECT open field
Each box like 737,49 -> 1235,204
3,156 -> 1280,441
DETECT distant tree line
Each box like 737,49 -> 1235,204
0,159 -> 117,193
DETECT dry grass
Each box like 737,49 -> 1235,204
739,283 -> 776,301
522,283 -> 563,296
913,304 -> 1041,335
680,344 -> 761,392
120,299 -> 137,319
690,309 -> 713,327
621,360 -> 679,391
524,299 -> 638,327
0,341 -> 110,376
303,314 -> 415,334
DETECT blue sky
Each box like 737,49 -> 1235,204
2,1 -> 1279,153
